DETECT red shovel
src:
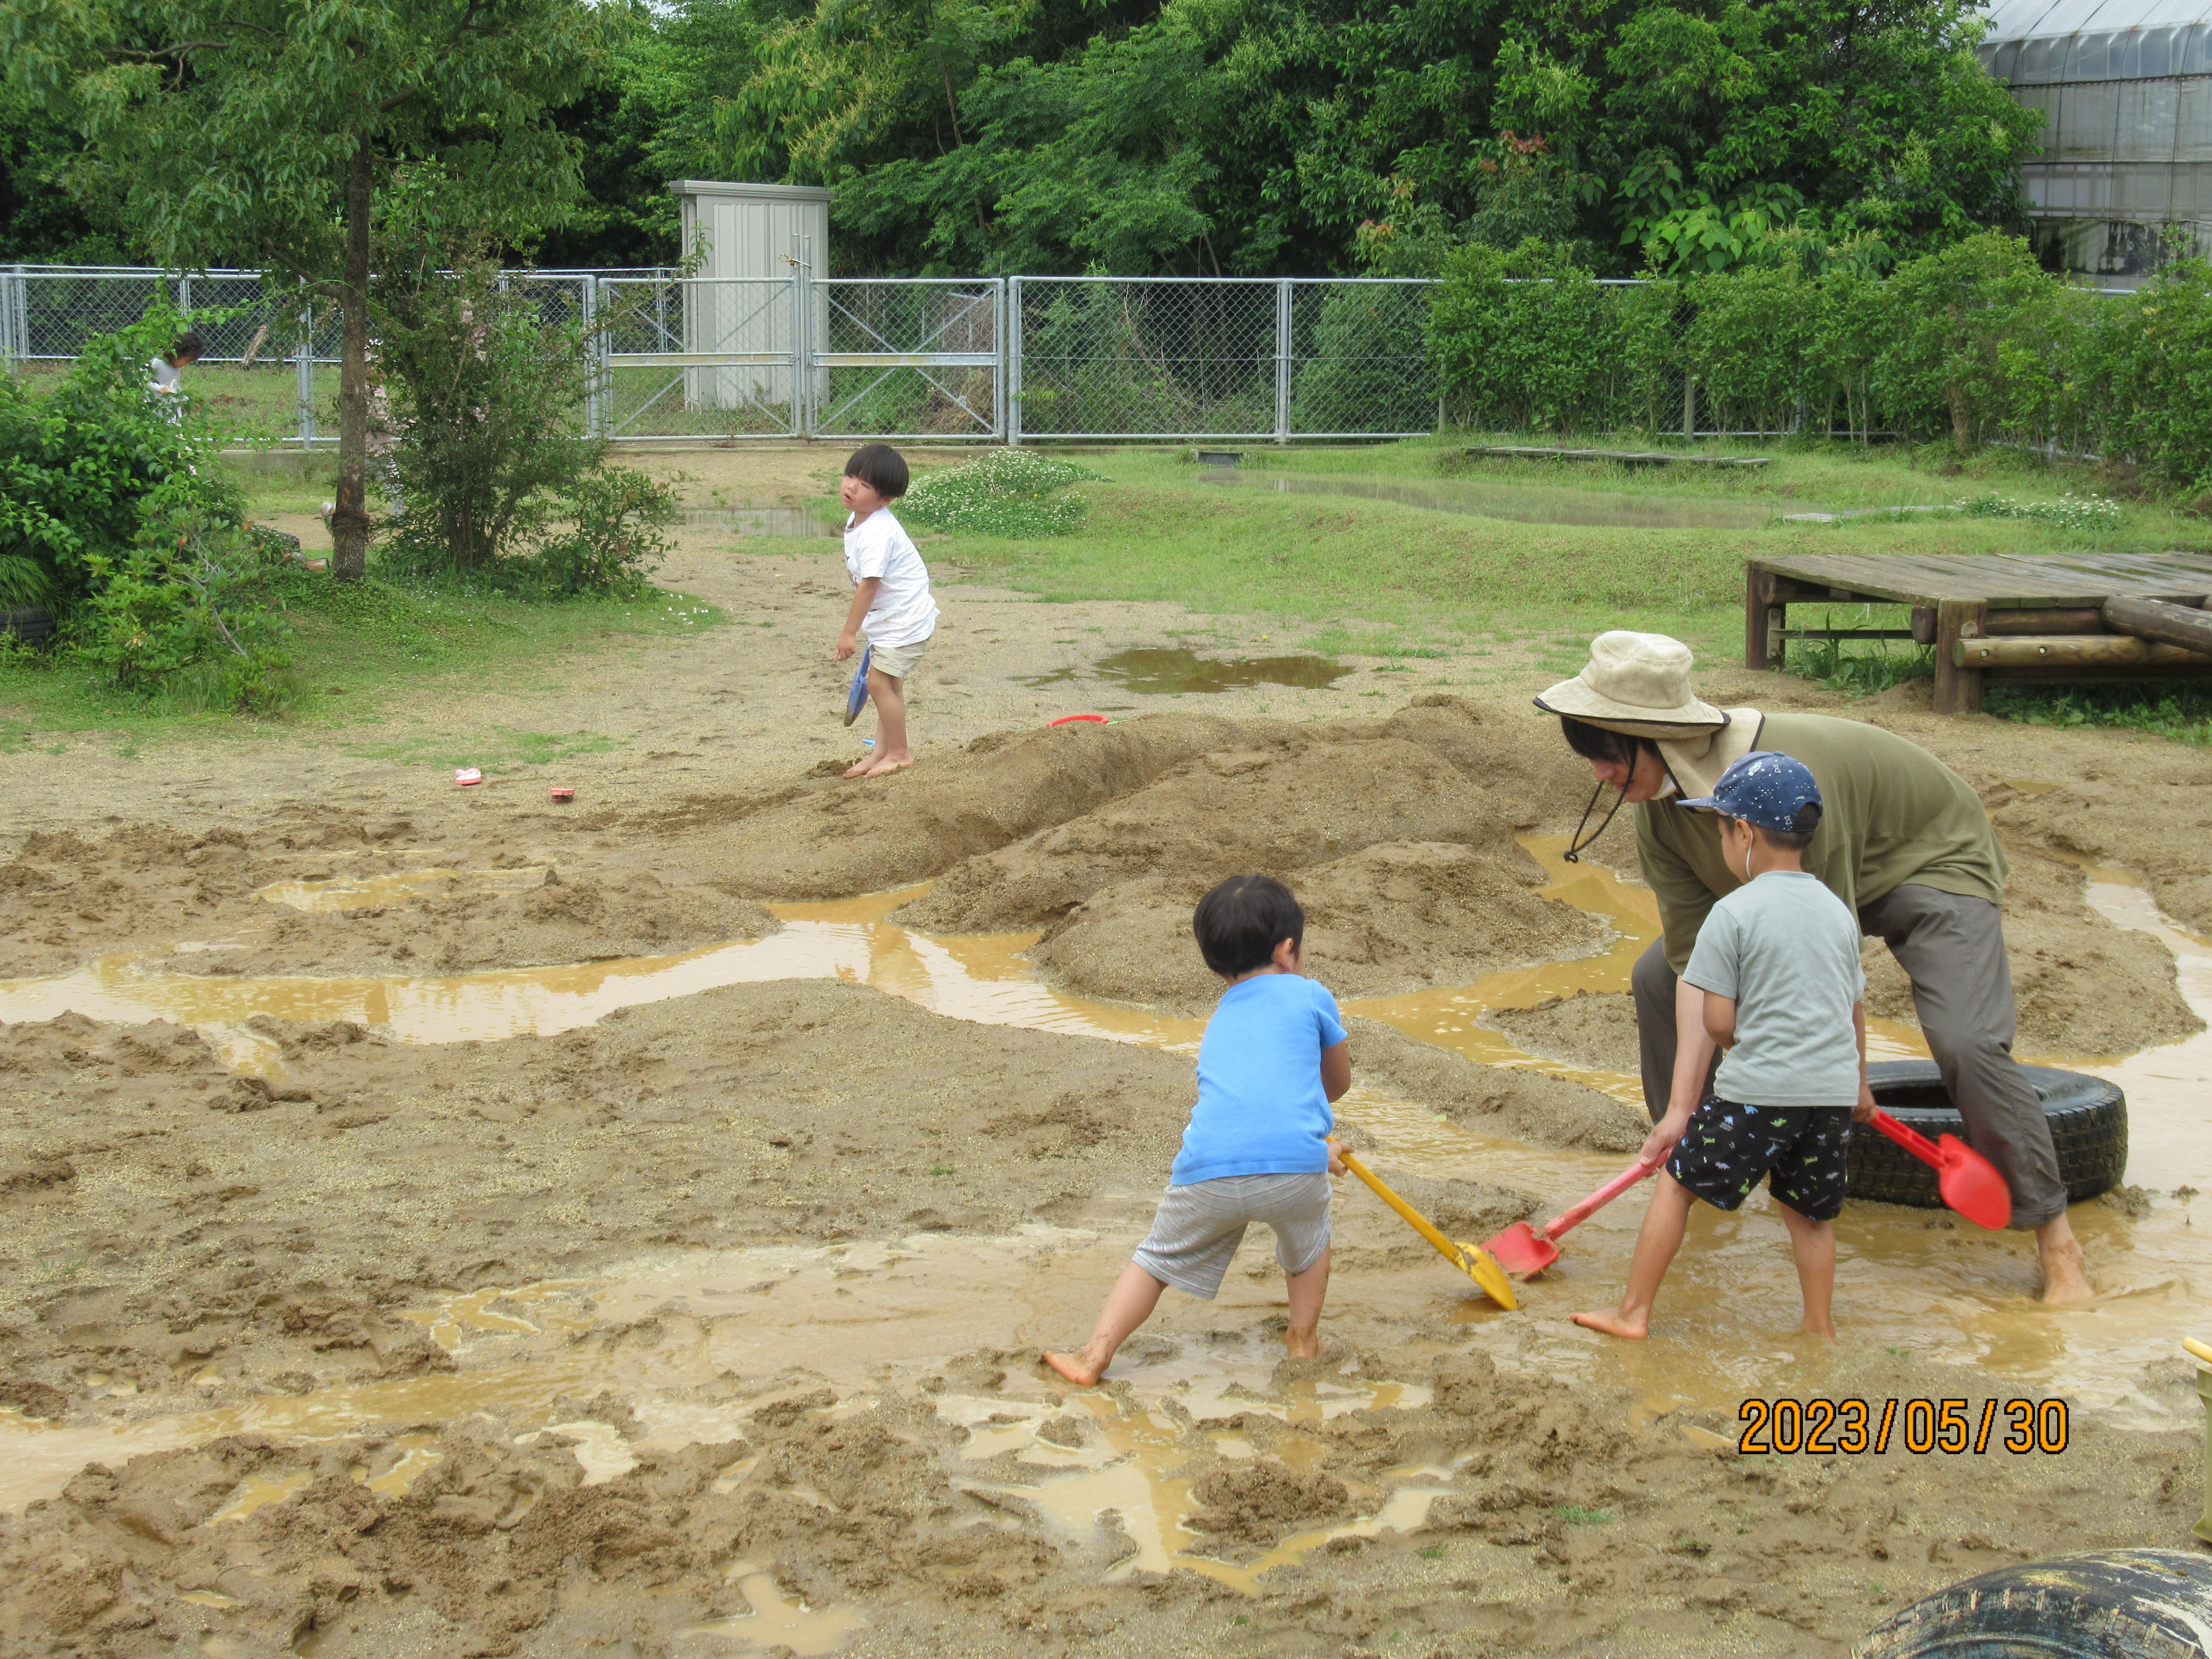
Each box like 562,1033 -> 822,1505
1869,1109 -> 2011,1230
1483,1155 -> 1664,1277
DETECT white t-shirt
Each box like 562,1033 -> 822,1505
843,507 -> 937,649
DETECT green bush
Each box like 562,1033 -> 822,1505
1431,241 -> 1630,432
375,244 -> 677,593
901,450 -> 1096,536
0,308 -> 291,708
1426,230 -> 2212,490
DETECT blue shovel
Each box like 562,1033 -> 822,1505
843,645 -> 871,727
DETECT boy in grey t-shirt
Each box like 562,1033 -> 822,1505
1575,751 -> 1872,1342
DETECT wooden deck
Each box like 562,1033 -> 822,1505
1745,550 -> 2212,713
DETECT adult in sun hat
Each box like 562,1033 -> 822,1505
1533,630 -> 2092,1304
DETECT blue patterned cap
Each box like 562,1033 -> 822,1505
1676,749 -> 1821,832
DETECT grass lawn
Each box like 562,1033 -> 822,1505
0,463 -> 725,757
905,435 -> 2212,738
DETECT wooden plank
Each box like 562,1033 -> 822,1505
2105,594 -> 2212,653
1956,635 -> 2209,668
1752,549 -> 2212,608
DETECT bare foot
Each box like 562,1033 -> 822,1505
1043,1350 -> 1103,1386
860,751 -> 915,778
1284,1327 -> 1321,1361
1571,1308 -> 1650,1340
841,757 -> 874,779
2037,1235 -> 2094,1304
1800,1317 -> 1837,1339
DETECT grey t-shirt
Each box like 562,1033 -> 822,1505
1682,870 -> 1866,1107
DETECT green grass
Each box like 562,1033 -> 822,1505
921,439 -> 2201,662
910,437 -> 2211,739
0,471 -> 726,756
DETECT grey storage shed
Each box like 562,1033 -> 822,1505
1980,0 -> 2212,281
667,180 -> 832,419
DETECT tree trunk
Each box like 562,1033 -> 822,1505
1947,377 -> 1974,457
331,136 -> 374,581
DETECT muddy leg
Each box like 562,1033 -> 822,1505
1045,1262 -> 1167,1386
1573,1173 -> 1695,1340
1777,1202 -> 1837,1338
1284,1244 -> 1330,1360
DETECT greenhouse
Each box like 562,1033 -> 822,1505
1981,0 -> 2212,280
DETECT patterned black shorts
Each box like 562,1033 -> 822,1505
1666,1100 -> 1855,1222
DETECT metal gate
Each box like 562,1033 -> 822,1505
594,271 -> 1004,442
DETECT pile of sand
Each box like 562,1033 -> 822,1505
1487,992 -> 1642,1074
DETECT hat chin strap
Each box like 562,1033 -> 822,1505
1657,707 -> 1764,799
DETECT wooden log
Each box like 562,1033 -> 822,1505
1983,608 -> 2108,636
1912,605 -> 1937,645
1985,658 -> 2212,683
1955,634 -> 2211,669
2103,594 -> 2212,655
1932,599 -> 1987,715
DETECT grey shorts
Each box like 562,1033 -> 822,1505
1131,1172 -> 1332,1300
867,636 -> 928,680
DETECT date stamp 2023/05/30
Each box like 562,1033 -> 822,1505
1736,1397 -> 2071,1456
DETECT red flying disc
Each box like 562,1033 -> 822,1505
1048,713 -> 1110,726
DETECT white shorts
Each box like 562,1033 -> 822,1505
868,636 -> 929,680
1131,1172 -> 1332,1300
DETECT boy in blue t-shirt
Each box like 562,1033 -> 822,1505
1045,874 -> 1350,1385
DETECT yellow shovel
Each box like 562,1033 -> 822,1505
1333,1142 -> 1517,1310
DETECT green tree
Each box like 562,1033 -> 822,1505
2,0 -> 613,577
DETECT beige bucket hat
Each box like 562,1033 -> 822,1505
1534,632 -> 1728,736
1535,632 -> 1766,798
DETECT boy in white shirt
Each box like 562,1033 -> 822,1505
834,444 -> 937,779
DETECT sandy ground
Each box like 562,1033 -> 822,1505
1,449 -> 2209,1656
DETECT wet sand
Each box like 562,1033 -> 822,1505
1,464 -> 2210,1653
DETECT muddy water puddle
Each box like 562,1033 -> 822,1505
1022,646 -> 1351,696
1199,470 -> 1775,530
2,838 -> 2207,1567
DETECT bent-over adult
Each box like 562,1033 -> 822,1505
1534,631 -> 2091,1304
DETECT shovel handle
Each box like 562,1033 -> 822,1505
1869,1109 -> 1942,1167
1336,1148 -> 1465,1265
1538,1156 -> 1664,1243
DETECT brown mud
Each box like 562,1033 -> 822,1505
2,656 -> 2211,1655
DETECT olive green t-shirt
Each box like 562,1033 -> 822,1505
1637,712 -> 2007,973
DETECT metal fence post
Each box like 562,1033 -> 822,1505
1,265 -> 18,378
1007,276 -> 1024,446
581,275 -> 602,440
296,303 -> 316,448
993,277 -> 1007,442
1274,278 -> 1292,443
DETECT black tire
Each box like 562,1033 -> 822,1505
0,606 -> 53,643
1854,1548 -> 2212,1659
1845,1059 -> 2126,1210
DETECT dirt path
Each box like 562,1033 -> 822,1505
2,451 -> 2209,1656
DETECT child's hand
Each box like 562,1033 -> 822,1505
1638,1109 -> 1692,1169
1853,1080 -> 1877,1123
1325,1138 -> 1347,1176
833,632 -> 859,661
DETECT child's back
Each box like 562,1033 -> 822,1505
1693,871 -> 1863,1107
1173,971 -> 1342,1183
1044,874 -> 1349,1386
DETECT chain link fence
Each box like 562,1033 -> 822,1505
1,263 -> 1451,447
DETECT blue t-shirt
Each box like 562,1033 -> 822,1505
1169,973 -> 1346,1185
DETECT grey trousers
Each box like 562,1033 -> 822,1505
1632,884 -> 2069,1230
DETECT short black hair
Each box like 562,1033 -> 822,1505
1193,874 -> 1304,978
1740,800 -> 1822,853
1558,715 -> 1661,770
844,443 -> 908,500
171,331 -> 207,361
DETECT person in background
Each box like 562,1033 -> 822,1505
833,443 -> 935,779
148,330 -> 206,417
